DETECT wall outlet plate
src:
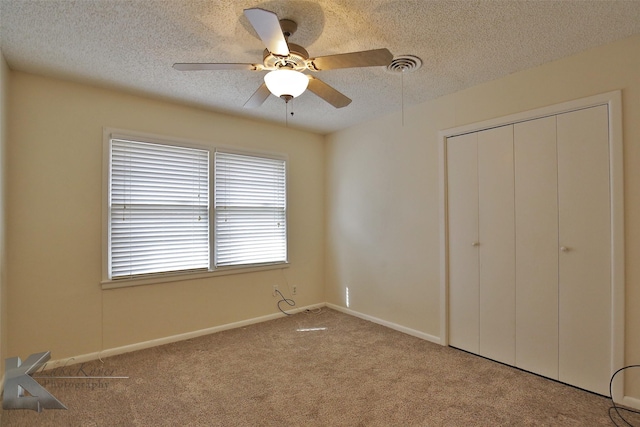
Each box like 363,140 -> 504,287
292,285 -> 297,295
272,284 -> 279,297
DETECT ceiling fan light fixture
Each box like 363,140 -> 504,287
264,69 -> 309,99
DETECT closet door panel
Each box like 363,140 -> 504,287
447,133 -> 480,353
557,105 -> 611,395
514,116 -> 559,379
477,125 -> 515,365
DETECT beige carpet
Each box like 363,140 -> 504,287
1,308 -> 637,426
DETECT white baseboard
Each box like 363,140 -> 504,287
621,395 -> 640,411
42,303 -> 326,370
43,302 -> 439,369
325,303 -> 441,345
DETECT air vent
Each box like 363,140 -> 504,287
387,55 -> 422,73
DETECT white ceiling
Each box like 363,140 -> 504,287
1,0 -> 640,134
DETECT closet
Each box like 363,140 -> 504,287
446,104 -> 612,395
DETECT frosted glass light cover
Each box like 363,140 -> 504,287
264,69 -> 309,98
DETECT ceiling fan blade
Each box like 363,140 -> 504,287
173,63 -> 259,71
243,83 -> 271,108
244,8 -> 290,57
306,76 -> 352,108
310,48 -> 393,71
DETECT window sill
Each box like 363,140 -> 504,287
101,262 -> 290,290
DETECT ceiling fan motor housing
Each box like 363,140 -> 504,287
263,43 -> 309,71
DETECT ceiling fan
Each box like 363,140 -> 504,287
173,7 -> 394,109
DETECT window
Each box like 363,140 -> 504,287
105,132 -> 288,284
109,138 -> 209,279
214,151 -> 287,267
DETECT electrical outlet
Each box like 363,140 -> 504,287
272,284 -> 279,297
292,285 -> 297,295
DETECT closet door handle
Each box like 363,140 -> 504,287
471,242 -> 479,247
560,246 -> 570,252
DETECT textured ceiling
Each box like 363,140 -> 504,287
1,0 -> 640,134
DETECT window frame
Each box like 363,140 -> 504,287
101,128 -> 289,290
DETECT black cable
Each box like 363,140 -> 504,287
275,289 -> 296,316
609,365 -> 640,426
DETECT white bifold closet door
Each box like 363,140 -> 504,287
447,104 -> 612,396
477,126 -> 515,365
447,126 -> 515,365
447,132 -> 480,354
556,105 -> 611,395
514,116 -> 559,380
514,106 -> 611,394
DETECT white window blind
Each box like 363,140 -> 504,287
214,151 -> 287,267
109,138 -> 210,279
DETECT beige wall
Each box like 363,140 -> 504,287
0,50 -> 9,373
7,72 -> 325,359
325,34 -> 640,398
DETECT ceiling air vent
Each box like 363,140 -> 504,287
387,55 -> 422,73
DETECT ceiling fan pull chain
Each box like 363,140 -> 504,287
285,100 -> 288,127
387,55 -> 422,127
401,69 -> 405,127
